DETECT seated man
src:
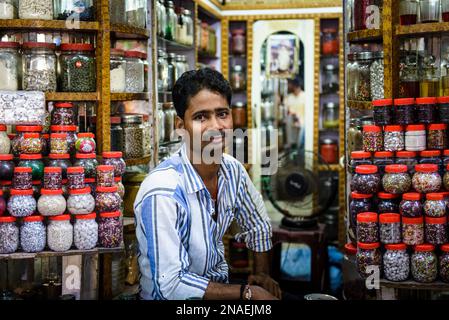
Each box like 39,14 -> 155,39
134,68 -> 280,300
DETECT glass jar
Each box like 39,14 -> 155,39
98,211 -> 122,248
95,186 -> 122,213
121,114 -> 144,159
0,190 -> 5,216
67,187 -> 95,215
73,213 -> 97,250
405,124 -> 426,151
351,165 -> 381,194
166,53 -> 177,91
231,65 -> 246,91
111,117 -> 124,152
157,49 -> 168,92
400,54 -> 420,98
114,177 -> 125,199
373,151 -> 394,175
383,126 -> 404,152
37,189 -> 66,216
425,216 -> 448,245
22,42 -> 56,91
0,154 -> 14,181
7,189 -> 36,217
383,243 -> 410,281
20,215 -> 46,253
231,29 -> 245,55
73,153 -> 98,179
420,65 -> 441,98
423,193 -> 446,217
415,97 -> 436,124
183,9 -> 194,46
354,52 -> 373,101
400,193 -> 423,217
321,28 -> 338,56
346,53 -> 357,100
19,0 -> 53,19
96,165 -> 114,188
12,166 -> 32,190
382,164 -> 412,194
156,0 -> 166,37
394,98 -> 415,125
43,167 -> 62,190
0,42 -> 19,90
402,216 -> 424,245
0,216 -> 18,254
110,0 -> 125,24
232,102 -> 247,128
396,151 -> 418,175
377,192 -> 400,213
124,51 -> 144,93
50,125 -> 78,155
322,64 -> 338,94
125,0 -> 146,28
20,133 -> 42,154
440,244 -> 449,282
373,99 -> 393,126
419,0 -> 440,23
165,1 -> 177,41
47,214 -> 73,252
175,54 -> 187,81
323,102 -> 339,130
400,0 -> 419,25
356,242 -> 382,279
50,133 -> 68,154
357,212 -> 379,243
75,132 -> 96,154
371,51 -> 385,100
0,125 -> 10,154
110,49 -> 126,93
379,213 -> 402,244
320,138 -> 338,164
54,0 -> 94,21
347,119 -> 364,155
363,125 -> 382,152
427,124 -> 447,150
157,103 -> 165,144
60,43 -> 96,92
47,153 -> 72,179
0,0 -> 16,19
51,102 -> 75,126
437,96 -> 449,123
162,103 -> 176,142
413,164 -> 442,193
67,167 -> 85,190
411,244 -> 437,282
102,152 -> 126,177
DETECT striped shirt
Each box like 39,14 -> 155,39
133,143 -> 272,300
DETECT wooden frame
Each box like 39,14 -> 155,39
209,0 -> 341,11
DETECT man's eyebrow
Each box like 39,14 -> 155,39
191,107 -> 230,116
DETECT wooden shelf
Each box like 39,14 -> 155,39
111,93 -> 150,101
110,23 -> 150,39
347,100 -> 373,110
125,156 -> 151,166
396,22 -> 449,37
0,19 -> 99,31
157,36 -> 194,51
45,92 -> 98,101
380,279 -> 449,290
318,164 -> 340,172
347,29 -> 382,43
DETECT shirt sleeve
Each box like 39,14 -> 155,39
234,165 -> 273,252
135,194 -> 210,300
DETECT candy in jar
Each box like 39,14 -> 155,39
74,213 -> 98,250
411,244 -> 437,283
356,242 -> 382,279
383,243 -> 409,282
382,164 -> 411,194
37,188 -> 66,216
423,193 -> 446,217
67,187 -> 95,215
20,215 -> 46,253
47,214 -> 73,252
75,132 -> 96,154
412,164 -> 441,193
43,167 -> 62,190
363,125 -> 383,152
439,244 -> 449,283
96,165 -> 114,187
351,165 -> 381,194
50,133 -> 68,154
102,151 -> 126,177
12,166 -> 32,190
379,213 -> 402,244
402,216 -> 424,245
67,166 -> 85,190
400,193 -> 423,217
98,211 -> 122,248
95,186 -> 122,213
357,212 -> 379,243
0,216 -> 18,254
349,192 -> 373,243
424,216 -> 448,245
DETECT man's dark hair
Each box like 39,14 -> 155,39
172,68 -> 232,119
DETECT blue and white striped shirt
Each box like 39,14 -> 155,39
133,143 -> 272,300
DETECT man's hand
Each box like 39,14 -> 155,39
250,285 -> 279,300
248,273 -> 282,299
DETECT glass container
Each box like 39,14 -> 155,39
20,215 -> 46,253
399,0 -> 419,25
124,51 -> 144,93
0,42 -> 19,91
54,0 -> 94,21
110,49 -> 126,93
125,0 -> 146,28
121,114 -> 144,159
22,42 -> 56,92
74,213 -> 98,250
411,244 -> 437,282
419,0 -> 440,23
19,0 -> 53,19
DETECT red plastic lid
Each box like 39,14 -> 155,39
0,125 -> 6,131
0,216 -> 17,223
428,124 -> 447,130
351,192 -> 373,199
40,188 -> 63,195
0,42 -> 19,48
49,153 -> 70,159
415,164 -> 438,172
67,167 -> 84,174
385,243 -> 407,251
125,50 -> 143,58
69,187 -> 91,195
416,97 -> 437,104
114,177 -> 122,182
15,126 -> 42,132
77,133 -> 95,139
414,244 -> 435,252
379,213 -> 400,223
54,102 -> 73,108
357,212 -> 378,223
402,216 -> 424,224
437,96 -> 449,104
32,180 -> 40,185
403,193 -> 421,201
110,48 -> 124,56
22,42 -> 55,49
49,214 -> 71,221
99,211 -> 121,218
85,178 -> 95,183
372,99 -> 393,107
0,181 -> 12,186
355,165 -> 378,174
357,242 -> 380,249
96,186 -> 118,193
374,151 -> 394,158
44,167 -> 62,173
344,243 -> 357,255
19,154 -> 43,160
60,43 -> 94,51
444,150 -> 449,156
421,150 -> 441,157
50,133 -> 67,139
50,125 -> 77,132
396,151 -> 417,158
10,189 -> 34,196
42,134 -> 49,139
110,117 -> 121,124
406,124 -> 426,131
394,98 -> 415,105
384,125 -> 403,132
441,244 -> 449,252
0,190 -> 2,195
97,165 -> 114,172
0,154 -> 13,161
75,153 -> 96,159
102,152 -> 123,158
378,192 -> 400,199
75,213 -> 97,220
14,167 -> 32,173
23,133 -> 40,139
363,125 -> 381,132
425,216 -> 447,224
138,52 -> 147,60
23,215 -> 44,222
426,193 -> 444,201
384,164 -> 408,173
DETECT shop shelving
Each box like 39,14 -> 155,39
0,246 -> 125,260
0,19 -> 99,31
396,22 -> 449,37
347,100 -> 373,110
46,92 -> 99,101
125,156 -> 152,167
347,29 -> 383,43
110,93 -> 150,101
318,164 -> 340,172
110,23 -> 150,39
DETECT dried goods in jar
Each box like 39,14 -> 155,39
423,193 -> 446,217
0,216 -> 18,254
425,216 -> 448,245
74,213 -> 98,250
411,244 -> 437,283
383,244 -> 409,282
47,215 -> 73,252
20,215 -> 46,253
402,216 -> 424,246
356,242 -> 382,279
350,165 -> 381,194
37,189 -> 66,216
382,165 -> 411,194
67,187 -> 95,215
379,213 -> 402,244
98,211 -> 122,248
412,164 -> 441,194
95,186 -> 122,213
357,212 -> 379,243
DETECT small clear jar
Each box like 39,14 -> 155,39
96,165 -> 114,188
349,151 -> 372,175
424,193 -> 446,217
411,244 -> 437,283
75,132 -> 96,154
402,216 -> 424,245
0,216 -> 18,254
21,133 -> 43,154
22,42 -> 56,91
50,133 -> 68,154
125,0 -> 146,28
73,153 -> 98,179
12,167 -> 32,190
162,102 -> 176,142
400,193 -> 423,217
395,151 -> 418,175
415,97 -> 436,124
427,124 -> 447,150
412,164 -> 442,194
67,167 -> 85,190
379,213 -> 402,244
363,125 -> 383,152
110,49 -> 126,93
95,186 -> 122,213
47,214 -> 73,252
400,0 -> 419,25
383,244 -> 410,282
51,102 -> 75,125
37,189 -> 66,216
11,125 -> 43,157
19,0 -> 53,19
0,42 -> 19,90
373,99 -> 393,126
377,192 -> 400,214
47,153 -> 72,180
356,242 -> 382,279
373,151 -> 394,175
67,187 -> 95,215
109,0 -> 125,24
121,114 -> 144,159
157,49 -> 169,92
59,43 -> 96,92
43,167 -> 62,190
156,0 -> 166,37
102,152 -> 126,177
18,154 -> 45,181
231,65 -> 246,91
439,244 -> 449,282
74,213 -> 98,250
0,0 -> 16,19
351,165 -> 381,194
98,211 -> 122,248
405,124 -> 426,151
50,125 -> 78,155
0,154 -> 14,182
382,164 -> 412,194
53,0 -> 94,21
394,98 -> 415,125
124,51 -> 144,93
425,216 -> 448,245
384,126 -> 404,152
437,96 -> 449,123
20,215 -> 46,253
354,52 -> 374,101
349,192 -> 373,243
357,212 -> 379,243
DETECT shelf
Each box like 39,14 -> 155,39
318,164 -> 340,172
347,100 -> 373,110
0,19 -> 99,31
347,29 -> 382,43
380,279 -> 449,290
125,156 -> 151,167
396,22 -> 449,37
157,37 -> 194,51
159,138 -> 182,147
110,23 -> 149,39
111,93 -> 150,101
45,92 -> 98,101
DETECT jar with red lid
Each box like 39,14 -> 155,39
384,125 -> 404,152
98,211 -> 122,248
18,154 -> 45,181
321,28 -> 339,56
67,187 -> 95,215
51,102 -> 75,125
47,214 -> 73,252
382,164 -> 411,194
373,151 -> 394,175
424,193 -> 446,217
349,151 -> 372,174
349,192 -> 373,243
400,193 -> 423,217
20,132 -> 42,154
419,148 -> 443,172
394,98 -> 415,125
74,213 -> 98,250
12,166 -> 32,190
231,29 -> 245,55
67,167 -> 85,190
353,0 -> 382,31
379,213 -> 402,244
50,133 -> 69,154
415,97 -> 436,124
0,154 -> 14,181
427,123 -> 447,150
102,152 -> 126,177
383,243 -> 410,281
405,124 -> 426,151
411,244 -> 437,282
356,242 -> 382,279
50,125 -> 78,155
343,243 -> 367,299
357,212 -> 379,243
114,177 -> 125,199
373,99 -> 393,125
21,42 -> 57,91
37,188 -> 66,216
413,164 -> 442,193
0,190 -> 5,216
73,153 -> 98,178
351,165 -> 381,194
425,216 -> 448,245
437,96 -> 449,123
47,153 -> 72,179
320,138 -> 338,164
97,165 -> 114,187
402,216 -> 424,245
95,186 -> 122,213
20,215 -> 46,253
363,125 -> 383,152
377,192 -> 400,213
75,132 -> 96,154
59,43 -> 96,92
43,167 -> 62,190
395,151 -> 418,175
0,216 -> 18,254
439,244 -> 449,282
7,189 -> 36,217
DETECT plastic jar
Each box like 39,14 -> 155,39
98,211 -> 122,248
114,177 -> 125,199
0,41 -> 19,91
437,96 -> 449,123
67,167 -> 85,190
424,193 -> 446,217
357,212 -> 379,243
19,0 -> 52,19
18,154 -> 44,181
349,192 -> 373,243
400,193 -> 422,217
439,244 -> 449,282
12,167 -> 32,190
405,124 -> 426,151
47,154 -> 72,179
73,153 -> 98,178
412,164 -> 442,193
47,214 -> 73,251
383,243 -> 410,282
11,126 -> 43,157
402,216 -> 424,245
379,213 -> 402,244
356,242 -> 382,279
349,151 -> 372,174
427,124 -> 447,150
415,97 -> 436,124
0,125 -> 11,154
43,167 -> 62,190
382,165 -> 412,194
53,0 -> 94,21
373,151 -> 394,175
110,49 -> 126,93
50,125 -> 78,155
411,244 -> 437,283
95,186 -> 122,213
425,216 -> 447,245
373,99 -> 393,125
96,165 -> 114,188
395,151 -> 418,175
362,125 -> 382,152
0,154 -> 14,181
67,187 -> 95,215
22,42 -> 56,91
102,152 -> 126,177
351,165 -> 381,194
74,213 -> 98,250
37,189 -> 66,216
420,149 -> 444,176
59,43 -> 96,92
124,51 -> 144,93
377,192 -> 400,214
0,216 -> 18,254
50,133 -> 68,154
20,215 -> 46,253
394,98 -> 415,125
21,133 -> 42,154
0,190 -> 5,216
51,102 -> 75,125
75,133 -> 96,154
383,126 -> 404,152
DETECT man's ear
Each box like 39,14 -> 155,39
175,116 -> 184,130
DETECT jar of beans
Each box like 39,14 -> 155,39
357,212 -> 379,243
405,125 -> 426,152
12,167 -> 32,190
363,125 -> 383,152
373,151 -> 394,175
50,125 -> 78,155
49,133 -> 68,154
20,215 -> 46,253
425,216 -> 448,245
437,96 -> 449,123
411,244 -> 437,283
400,193 -> 422,217
18,154 -> 45,181
427,124 -> 448,150
384,126 -> 404,152
377,192 -> 400,214
394,98 -> 415,125
351,165 -> 381,194
47,214 -> 73,252
114,177 -> 125,199
0,154 -> 14,181
21,133 -> 43,154
424,193 -> 446,217
95,186 -> 122,213
73,153 -> 98,178
11,125 -> 43,157
0,216 -> 18,254
413,164 -> 442,193
43,167 -> 62,190
59,43 -> 96,92
402,216 -> 424,245
439,244 -> 449,282
67,167 -> 85,190
373,99 -> 393,125
383,243 -> 409,282
98,211 -> 122,248
51,102 -> 75,125
356,242 -> 382,279
102,152 -> 126,177
415,97 -> 436,124
75,133 -> 96,154
47,153 -> 72,179
349,192 -> 373,244
395,151 -> 418,175
349,151 -> 372,175
74,213 -> 98,250
379,213 -> 401,244
382,164 -> 411,194
96,165 -> 114,187
67,187 -> 95,215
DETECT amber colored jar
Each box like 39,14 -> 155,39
320,138 -> 338,164
232,102 -> 247,128
322,28 -> 339,56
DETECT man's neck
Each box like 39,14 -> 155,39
188,149 -> 221,198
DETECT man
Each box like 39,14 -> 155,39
134,68 -> 281,300
284,78 -> 306,151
